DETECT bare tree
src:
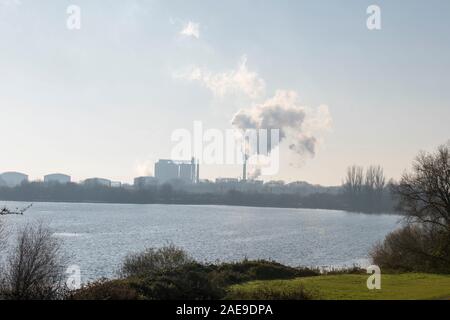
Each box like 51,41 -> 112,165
343,165 -> 364,195
0,222 -> 67,300
373,165 -> 386,192
373,143 -> 450,272
393,143 -> 450,230
365,166 -> 376,192
364,165 -> 385,193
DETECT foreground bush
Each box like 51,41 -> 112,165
0,222 -> 67,300
132,263 -> 224,300
71,246 -> 321,300
371,224 -> 450,274
210,260 -> 319,288
119,245 -> 194,278
74,247 -> 222,300
72,263 -> 223,300
69,279 -> 140,300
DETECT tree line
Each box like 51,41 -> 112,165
342,165 -> 393,212
0,177 -> 395,213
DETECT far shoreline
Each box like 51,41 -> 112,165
0,198 -> 402,216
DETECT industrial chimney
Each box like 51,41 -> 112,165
196,160 -> 200,183
242,154 -> 247,182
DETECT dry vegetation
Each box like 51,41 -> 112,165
0,222 -> 67,300
371,143 -> 450,273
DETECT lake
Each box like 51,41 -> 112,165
1,202 -> 402,283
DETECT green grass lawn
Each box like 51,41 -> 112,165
228,273 -> 450,300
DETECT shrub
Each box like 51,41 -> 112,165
248,264 -> 297,280
324,265 -> 366,275
75,247 -> 321,300
0,222 -> 67,300
116,246 -> 224,299
208,269 -> 251,288
133,263 -> 224,300
371,224 -> 450,273
69,279 -> 140,300
72,263 -> 223,300
119,245 -> 194,278
210,260 -> 318,287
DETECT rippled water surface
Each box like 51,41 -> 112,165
2,202 -> 401,282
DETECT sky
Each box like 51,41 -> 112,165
0,0 -> 449,186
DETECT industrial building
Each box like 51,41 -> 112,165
154,158 -> 199,184
154,160 -> 179,183
44,173 -> 71,184
0,172 -> 29,187
179,163 -> 194,182
134,176 -> 158,189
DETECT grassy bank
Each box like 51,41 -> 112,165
68,246 -> 450,300
227,273 -> 450,300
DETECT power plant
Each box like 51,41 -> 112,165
0,157 -> 260,190
154,158 -> 200,184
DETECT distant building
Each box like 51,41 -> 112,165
134,176 -> 158,189
0,172 -> 28,187
111,181 -> 122,188
83,178 -> 111,187
44,173 -> 71,184
179,163 -> 194,183
155,158 -> 199,184
155,160 -> 179,184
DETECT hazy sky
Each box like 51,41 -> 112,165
1,0 -> 449,185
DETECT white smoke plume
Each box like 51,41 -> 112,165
174,55 -> 266,99
180,21 -> 200,39
231,90 -> 332,157
135,159 -> 155,177
248,167 -> 262,180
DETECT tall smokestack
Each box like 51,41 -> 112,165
196,160 -> 200,183
243,154 -> 247,182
